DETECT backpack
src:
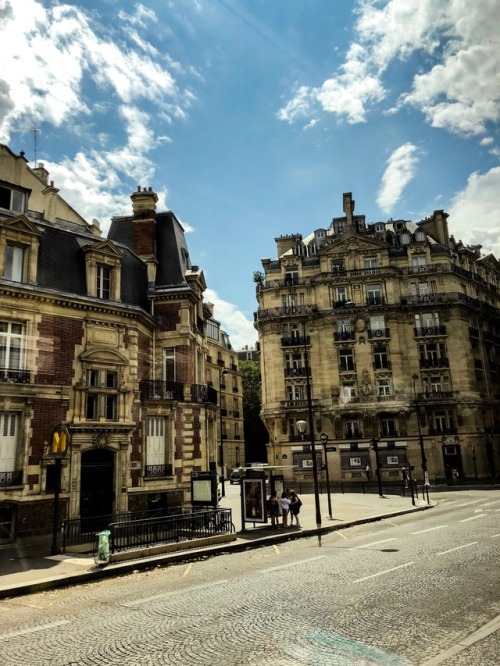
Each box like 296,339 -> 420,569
297,497 -> 302,508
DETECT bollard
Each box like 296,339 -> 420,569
96,529 -> 111,565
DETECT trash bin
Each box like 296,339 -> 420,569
95,529 -> 111,565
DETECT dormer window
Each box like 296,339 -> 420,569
0,185 -> 26,213
5,244 -> 26,282
83,241 -> 124,302
96,264 -> 111,299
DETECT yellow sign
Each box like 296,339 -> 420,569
50,424 -> 70,457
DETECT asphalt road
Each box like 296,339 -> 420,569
0,489 -> 498,666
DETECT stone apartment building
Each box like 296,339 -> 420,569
254,192 -> 500,488
206,320 -> 244,476
0,144 -> 242,543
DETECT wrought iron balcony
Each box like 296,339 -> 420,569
334,331 -> 355,342
419,357 -> 449,369
414,326 -> 447,337
0,368 -> 30,383
366,296 -> 385,306
368,328 -> 390,340
284,367 -> 310,377
0,470 -> 23,486
281,335 -> 309,347
139,380 -> 184,401
144,464 -> 173,478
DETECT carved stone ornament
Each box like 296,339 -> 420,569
355,317 -> 367,333
359,369 -> 372,396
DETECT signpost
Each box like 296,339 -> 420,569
49,423 -> 70,555
320,433 -> 333,520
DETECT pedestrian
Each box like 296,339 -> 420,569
268,492 -> 280,528
401,467 -> 409,488
280,491 -> 290,527
289,491 -> 302,527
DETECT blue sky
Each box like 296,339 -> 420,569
1,0 -> 499,349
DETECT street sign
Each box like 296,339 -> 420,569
326,446 -> 337,452
320,432 -> 328,444
302,445 -> 311,452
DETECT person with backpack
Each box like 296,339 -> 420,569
289,491 -> 302,527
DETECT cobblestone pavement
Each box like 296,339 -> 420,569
0,490 -> 498,665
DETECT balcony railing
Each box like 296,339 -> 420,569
334,331 -> 355,342
417,391 -> 454,401
0,470 -> 23,486
281,335 -> 309,347
0,368 -> 30,383
284,367 -> 310,377
140,380 -> 184,401
373,361 -> 391,371
414,326 -> 447,337
419,358 -> 449,369
279,398 -> 321,409
254,304 -> 318,322
369,328 -> 390,340
366,296 -> 385,306
428,426 -> 457,435
144,464 -> 173,478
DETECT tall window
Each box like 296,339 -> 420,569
285,268 -> 299,285
0,413 -> 18,472
5,245 -> 26,282
287,384 -> 304,402
367,284 -> 382,304
373,346 -> 389,369
370,315 -> 385,333
164,349 -> 175,382
146,417 -> 172,477
381,417 -> 396,437
339,348 -> 355,372
96,265 -> 111,299
377,379 -> 391,396
341,382 -> 357,399
364,258 -> 377,274
85,369 -> 118,421
412,255 -> 427,272
0,321 -> 25,370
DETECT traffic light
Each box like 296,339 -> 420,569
371,437 -> 379,451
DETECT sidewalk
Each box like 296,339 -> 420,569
0,490 -> 431,599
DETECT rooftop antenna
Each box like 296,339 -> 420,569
32,127 -> 40,167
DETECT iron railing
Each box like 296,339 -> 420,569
108,508 -> 234,554
62,506 -> 189,550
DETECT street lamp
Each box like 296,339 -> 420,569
219,368 -> 229,498
297,320 -> 322,543
371,438 -> 384,498
412,373 -> 430,493
49,423 -> 70,555
238,466 -> 246,532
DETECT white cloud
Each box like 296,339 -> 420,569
204,288 -> 257,351
278,0 -> 500,136
448,167 -> 500,256
377,143 -> 420,213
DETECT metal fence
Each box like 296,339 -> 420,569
108,508 -> 235,554
62,507 -> 191,551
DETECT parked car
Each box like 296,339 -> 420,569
229,469 -> 241,484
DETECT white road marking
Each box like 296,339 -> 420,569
264,555 -> 327,572
351,538 -> 397,549
453,499 -> 484,508
0,620 -> 70,641
436,542 -> 477,556
122,580 -> 228,606
410,525 -> 447,535
491,533 -> 500,538
478,500 -> 500,507
458,514 -> 485,523
353,561 -> 414,583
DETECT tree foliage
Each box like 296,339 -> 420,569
239,360 -> 269,463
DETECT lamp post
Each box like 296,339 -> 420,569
238,466 -> 246,532
371,437 -> 384,498
320,432 -> 333,520
49,423 -> 70,555
219,368 -> 229,498
472,448 -> 478,482
412,373 -> 429,488
297,319 -> 322,543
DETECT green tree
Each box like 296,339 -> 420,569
239,360 -> 269,463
